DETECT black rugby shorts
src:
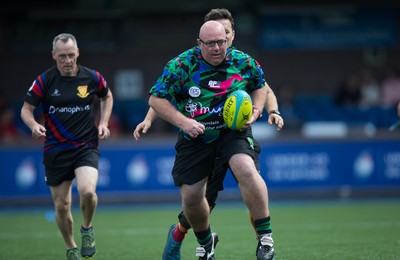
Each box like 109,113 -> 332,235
172,128 -> 260,187
44,147 -> 99,186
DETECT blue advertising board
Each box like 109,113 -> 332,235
0,139 -> 399,202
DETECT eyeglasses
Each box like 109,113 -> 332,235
199,39 -> 227,48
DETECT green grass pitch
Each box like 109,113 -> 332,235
0,199 -> 399,259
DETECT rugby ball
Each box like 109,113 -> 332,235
223,90 -> 253,130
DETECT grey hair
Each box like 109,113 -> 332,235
52,33 -> 78,52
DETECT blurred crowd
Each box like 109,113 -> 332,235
278,67 -> 400,131
1,66 -> 400,145
333,67 -> 400,108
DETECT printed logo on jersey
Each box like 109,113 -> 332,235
77,85 -> 89,98
208,80 -> 221,88
189,86 -> 201,98
48,105 -> 90,114
51,89 -> 61,96
185,99 -> 222,117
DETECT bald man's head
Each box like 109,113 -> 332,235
199,21 -> 226,40
197,21 -> 228,66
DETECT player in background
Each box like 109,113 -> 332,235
134,8 -> 283,260
21,33 -> 113,260
397,101 -> 400,117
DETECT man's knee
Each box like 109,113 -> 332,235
54,198 -> 71,214
80,190 -> 97,203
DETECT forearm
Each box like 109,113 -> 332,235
149,95 -> 187,129
264,83 -> 279,114
21,103 -> 39,130
99,90 -> 113,126
144,107 -> 158,123
249,86 -> 267,120
250,87 -> 267,111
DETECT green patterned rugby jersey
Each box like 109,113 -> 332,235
149,46 -> 266,143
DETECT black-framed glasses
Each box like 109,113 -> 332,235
199,39 -> 227,48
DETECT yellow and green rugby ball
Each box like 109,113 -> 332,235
223,90 -> 253,131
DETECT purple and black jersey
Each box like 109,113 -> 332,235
149,46 -> 266,143
24,65 -> 109,156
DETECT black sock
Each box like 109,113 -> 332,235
194,226 -> 212,245
81,226 -> 92,231
254,216 -> 272,236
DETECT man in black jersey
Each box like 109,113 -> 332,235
134,8 -> 283,260
20,33 -> 113,260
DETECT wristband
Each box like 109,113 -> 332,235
268,110 -> 281,116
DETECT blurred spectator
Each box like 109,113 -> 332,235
0,99 -> 23,144
334,73 -> 361,106
359,69 -> 380,107
381,67 -> 400,107
277,84 -> 302,129
107,113 -> 123,139
94,97 -> 122,139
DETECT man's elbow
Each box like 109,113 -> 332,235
148,95 -> 155,108
149,95 -> 162,111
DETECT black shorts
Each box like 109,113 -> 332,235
172,128 -> 260,187
44,147 -> 99,186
